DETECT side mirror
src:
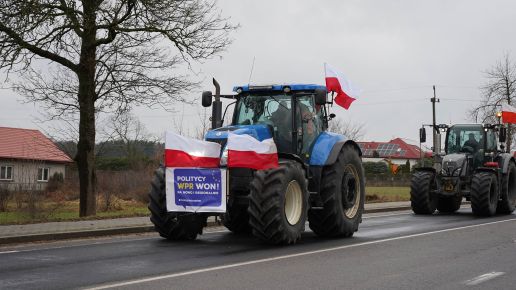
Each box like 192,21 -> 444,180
499,127 -> 507,143
314,88 -> 327,106
419,127 -> 426,143
202,91 -> 212,107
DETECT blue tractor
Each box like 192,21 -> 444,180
149,79 -> 365,244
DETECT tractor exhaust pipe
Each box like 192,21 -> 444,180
212,78 -> 223,129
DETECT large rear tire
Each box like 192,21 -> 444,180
148,166 -> 207,240
308,144 -> 365,238
247,161 -> 308,245
497,162 -> 516,214
410,171 -> 437,214
437,195 -> 462,213
470,172 -> 499,217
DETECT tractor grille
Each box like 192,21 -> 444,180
443,161 -> 457,175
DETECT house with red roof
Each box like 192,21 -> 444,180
358,138 -> 424,166
0,127 -> 73,191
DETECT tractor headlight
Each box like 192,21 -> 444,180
220,146 -> 229,166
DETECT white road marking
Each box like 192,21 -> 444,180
363,212 -> 411,219
86,218 -> 516,290
0,250 -> 19,254
464,272 -> 505,286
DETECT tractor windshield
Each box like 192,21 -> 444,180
234,94 -> 291,126
445,125 -> 483,154
234,94 -> 293,152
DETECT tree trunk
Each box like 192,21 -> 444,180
76,3 -> 98,217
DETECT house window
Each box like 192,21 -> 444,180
38,168 -> 50,182
0,166 -> 13,180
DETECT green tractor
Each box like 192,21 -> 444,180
412,123 -> 516,216
148,80 -> 365,244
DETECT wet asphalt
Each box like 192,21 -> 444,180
0,207 -> 515,290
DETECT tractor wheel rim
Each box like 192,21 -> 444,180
284,180 -> 303,225
344,165 -> 361,219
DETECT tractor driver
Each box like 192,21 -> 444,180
463,133 -> 480,152
270,101 -> 293,152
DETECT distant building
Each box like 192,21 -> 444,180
358,138 -> 424,166
0,127 -> 73,191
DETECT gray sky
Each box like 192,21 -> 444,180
2,0 -> 516,145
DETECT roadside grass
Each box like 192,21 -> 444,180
0,187 -> 410,225
0,199 -> 149,225
366,186 -> 410,203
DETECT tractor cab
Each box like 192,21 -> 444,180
445,124 -> 499,155
204,84 -> 328,162
443,124 -> 504,175
232,85 -> 328,158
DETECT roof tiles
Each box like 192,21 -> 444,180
0,127 -> 73,163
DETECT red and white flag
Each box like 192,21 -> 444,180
502,103 -> 516,124
227,133 -> 279,170
164,131 -> 221,168
324,63 -> 361,110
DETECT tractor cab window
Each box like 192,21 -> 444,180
486,129 -> 497,152
446,125 -> 483,154
297,96 -> 322,157
234,94 -> 294,153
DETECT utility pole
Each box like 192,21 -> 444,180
431,85 -> 441,170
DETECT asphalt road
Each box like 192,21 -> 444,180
1,208 -> 515,290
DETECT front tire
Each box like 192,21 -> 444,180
437,195 -> 462,213
148,166 -> 207,240
247,161 -> 308,244
410,171 -> 437,214
222,204 -> 251,234
470,172 -> 499,217
497,162 -> 516,214
308,144 -> 365,238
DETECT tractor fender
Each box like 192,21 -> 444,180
414,167 -> 437,174
309,132 -> 362,166
475,167 -> 499,175
498,153 -> 515,174
324,140 -> 363,166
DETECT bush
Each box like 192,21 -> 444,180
46,172 -> 64,193
363,161 -> 389,174
0,185 -> 10,212
412,158 -> 433,171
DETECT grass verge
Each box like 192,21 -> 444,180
366,186 -> 410,203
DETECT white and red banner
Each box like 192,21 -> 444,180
502,103 -> 516,124
164,131 -> 221,168
324,63 -> 361,110
227,133 -> 279,170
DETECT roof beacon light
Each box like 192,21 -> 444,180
236,87 -> 243,94
283,86 -> 291,93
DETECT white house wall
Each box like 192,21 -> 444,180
0,159 -> 67,191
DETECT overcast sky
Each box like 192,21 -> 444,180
2,0 -> 516,145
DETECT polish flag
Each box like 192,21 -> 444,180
324,63 -> 361,110
227,133 -> 279,170
502,103 -> 516,124
164,131 -> 221,168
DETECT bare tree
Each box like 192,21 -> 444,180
194,108 -> 210,139
107,111 -> 151,165
0,1 -> 236,216
328,118 -> 366,141
471,53 -> 516,151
